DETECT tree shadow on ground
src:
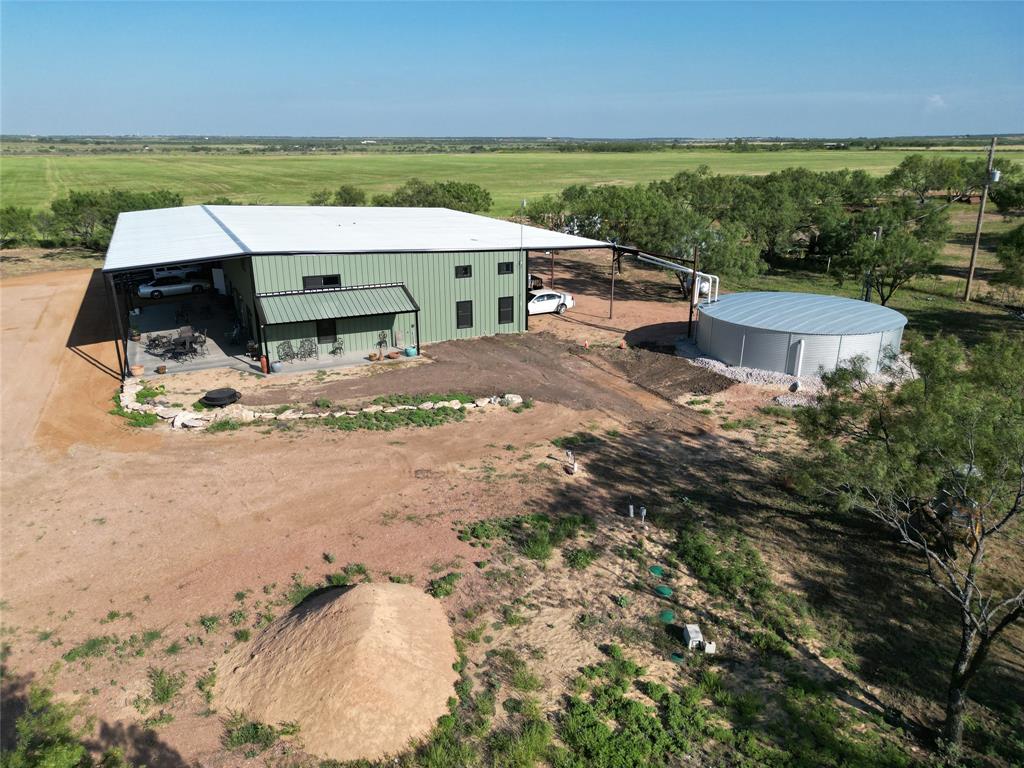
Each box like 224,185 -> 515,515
0,666 -> 35,751
526,419 -> 1022,745
85,721 -> 196,768
900,303 -> 1024,346
533,255 -> 685,305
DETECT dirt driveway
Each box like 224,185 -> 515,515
0,266 -> 734,766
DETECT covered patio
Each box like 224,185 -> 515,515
125,295 -> 258,374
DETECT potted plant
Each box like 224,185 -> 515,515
129,326 -> 141,342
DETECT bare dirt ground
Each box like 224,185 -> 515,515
0,264 -> 738,766
3,257 -> 1020,766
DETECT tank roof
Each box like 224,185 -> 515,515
700,292 -> 907,335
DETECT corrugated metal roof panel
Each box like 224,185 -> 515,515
699,292 -> 907,335
258,285 -> 417,325
104,205 -> 610,272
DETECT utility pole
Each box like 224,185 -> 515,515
964,137 -> 998,303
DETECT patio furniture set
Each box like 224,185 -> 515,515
145,326 -> 209,361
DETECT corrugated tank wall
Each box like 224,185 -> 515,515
697,320 -> 903,375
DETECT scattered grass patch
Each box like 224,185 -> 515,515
427,573 -> 462,598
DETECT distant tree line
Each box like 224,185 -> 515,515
523,154 -> 1024,303
307,178 -> 492,213
1,189 -> 183,252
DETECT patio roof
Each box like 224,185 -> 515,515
256,284 -> 418,325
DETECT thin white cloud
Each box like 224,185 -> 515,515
926,94 -> 948,110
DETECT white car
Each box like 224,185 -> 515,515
527,289 -> 575,315
137,276 -> 211,299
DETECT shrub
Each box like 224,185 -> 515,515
196,669 -> 217,704
564,547 -> 598,570
222,712 -> 297,755
63,635 -> 114,662
198,615 -> 221,633
148,667 -> 186,704
427,573 -> 461,598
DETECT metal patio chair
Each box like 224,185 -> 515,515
276,340 -> 296,363
297,338 -> 319,360
329,339 -> 345,357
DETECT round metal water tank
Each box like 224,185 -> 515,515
695,292 -> 907,375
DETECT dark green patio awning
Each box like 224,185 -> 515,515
257,285 -> 418,325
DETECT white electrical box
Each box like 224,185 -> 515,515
683,624 -> 703,650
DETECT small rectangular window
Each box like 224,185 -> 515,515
498,296 -> 514,325
455,265 -> 472,279
303,274 -> 341,290
497,261 -> 514,275
316,318 -> 336,344
456,300 -> 473,329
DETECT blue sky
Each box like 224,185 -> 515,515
1,1 -> 1021,138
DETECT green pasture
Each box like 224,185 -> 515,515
6,148 -> 1023,216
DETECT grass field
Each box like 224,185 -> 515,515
6,148 -> 1024,216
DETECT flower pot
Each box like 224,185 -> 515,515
386,351 -> 401,359
155,365 -> 167,375
129,364 -> 145,377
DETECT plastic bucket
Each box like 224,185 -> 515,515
404,346 -> 418,357
659,610 -> 675,624
270,361 -> 283,373
654,585 -> 673,598
649,565 -> 665,577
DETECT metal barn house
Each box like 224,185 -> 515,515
102,205 -> 610,377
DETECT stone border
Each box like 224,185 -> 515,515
117,382 -> 526,431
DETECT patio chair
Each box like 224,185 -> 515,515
276,340 -> 296,363
297,338 -> 319,360
194,330 -> 209,357
329,339 -> 345,356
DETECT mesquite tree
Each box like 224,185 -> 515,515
797,333 -> 1023,750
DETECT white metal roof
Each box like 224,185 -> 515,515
103,205 -> 610,272
700,292 -> 907,335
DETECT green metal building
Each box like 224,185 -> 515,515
104,205 -> 610,374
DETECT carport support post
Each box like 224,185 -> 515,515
107,273 -> 131,381
609,246 -> 616,320
103,273 -> 126,382
688,245 -> 699,338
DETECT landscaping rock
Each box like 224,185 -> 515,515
239,409 -> 257,423
397,405 -> 417,411
502,393 -> 524,406
446,400 -> 463,410
300,413 -> 319,420
330,412 -> 346,419
182,418 -> 207,429
155,407 -> 181,420
362,404 -> 384,413
171,412 -> 190,430
277,409 -> 303,421
254,411 -> 277,420
383,407 -> 399,414
474,397 -> 492,408
417,402 -> 435,410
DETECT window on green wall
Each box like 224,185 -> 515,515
304,274 -> 341,290
498,296 -> 514,325
455,265 -> 472,279
316,318 -> 337,344
497,261 -> 514,275
456,300 -> 473,329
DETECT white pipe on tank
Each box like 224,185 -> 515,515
793,339 -> 805,377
